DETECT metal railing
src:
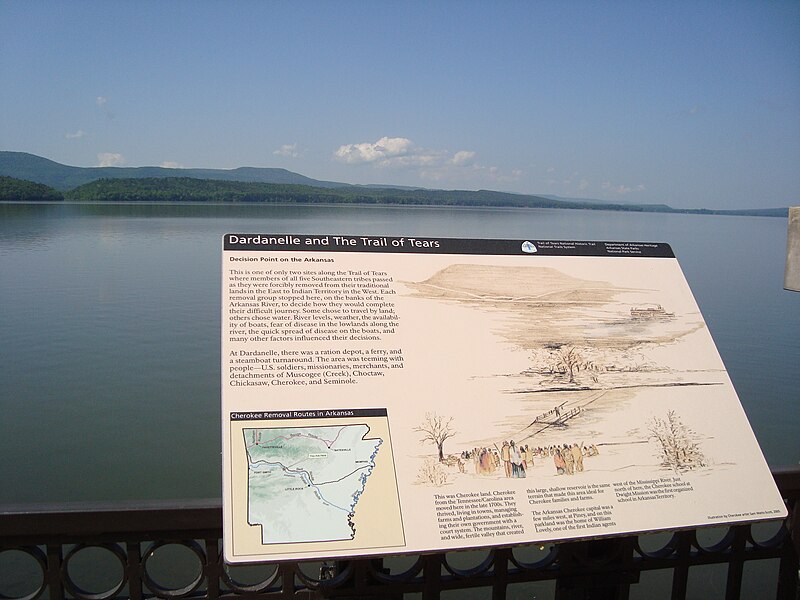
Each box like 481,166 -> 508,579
1,467 -> 798,600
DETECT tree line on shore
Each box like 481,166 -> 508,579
0,175 -> 787,217
0,176 -> 65,202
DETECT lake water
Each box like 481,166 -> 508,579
0,202 -> 798,505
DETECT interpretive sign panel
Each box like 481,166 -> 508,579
221,234 -> 786,564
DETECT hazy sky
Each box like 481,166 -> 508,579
2,1 -> 798,209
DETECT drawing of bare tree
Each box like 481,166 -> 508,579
556,347 -> 584,383
535,346 -> 597,384
648,410 -> 707,472
415,412 -> 456,462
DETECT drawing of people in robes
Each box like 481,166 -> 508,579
501,441 -> 512,477
554,449 -> 566,475
571,443 -> 584,472
480,447 -> 494,474
525,445 -> 535,468
563,444 -> 575,475
510,441 -> 525,478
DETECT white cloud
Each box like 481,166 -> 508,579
450,150 -> 476,166
333,136 -> 521,185
273,143 -> 301,158
97,153 -> 124,167
65,130 -> 87,139
160,161 -> 182,169
334,136 -> 414,165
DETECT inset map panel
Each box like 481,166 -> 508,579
244,424 -> 381,544
227,409 -> 405,559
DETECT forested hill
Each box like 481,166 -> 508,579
0,176 -> 64,202
0,151 -> 346,191
62,177 -> 788,216
0,152 -> 788,216
65,177 -> 570,208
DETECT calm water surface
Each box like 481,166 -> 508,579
1,202 -> 798,504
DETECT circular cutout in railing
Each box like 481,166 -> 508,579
0,547 -> 47,600
748,519 -> 786,548
442,549 -> 494,577
370,554 -> 425,582
635,531 -> 678,558
510,543 -> 558,570
694,526 -> 736,553
221,561 -> 280,593
141,541 -> 205,597
62,544 -> 127,600
294,560 -> 353,588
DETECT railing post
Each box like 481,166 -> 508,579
492,547 -> 510,600
204,537 -> 221,600
125,540 -> 144,600
724,526 -> 748,600
555,537 -> 636,600
776,488 -> 799,600
45,543 -> 65,600
422,553 -> 442,600
670,530 -> 692,599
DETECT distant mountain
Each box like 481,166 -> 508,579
0,151 -> 788,217
541,193 -> 657,207
0,151 -> 347,191
63,177 -> 567,208
538,194 -> 785,216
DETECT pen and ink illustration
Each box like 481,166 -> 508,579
406,264 -> 718,485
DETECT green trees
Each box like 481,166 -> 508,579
61,177 -> 568,207
0,176 -> 64,202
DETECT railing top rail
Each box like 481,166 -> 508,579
0,498 -> 222,539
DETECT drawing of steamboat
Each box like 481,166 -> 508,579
630,304 -> 675,320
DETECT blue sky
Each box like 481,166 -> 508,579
1,1 -> 798,209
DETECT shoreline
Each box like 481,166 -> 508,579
0,199 -> 788,218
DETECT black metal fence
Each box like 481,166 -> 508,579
1,467 -> 798,600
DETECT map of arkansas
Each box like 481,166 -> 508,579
243,425 -> 382,544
